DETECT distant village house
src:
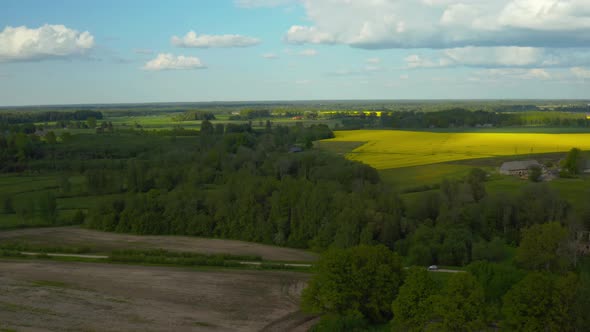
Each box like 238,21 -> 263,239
499,160 -> 543,178
577,231 -> 590,256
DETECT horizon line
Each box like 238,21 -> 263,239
2,98 -> 590,109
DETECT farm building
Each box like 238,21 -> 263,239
289,146 -> 303,153
499,160 -> 542,177
577,231 -> 590,255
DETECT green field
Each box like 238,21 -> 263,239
379,164 -> 486,191
322,130 -> 590,169
0,173 -> 112,230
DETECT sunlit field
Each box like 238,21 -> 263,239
322,130 -> 590,169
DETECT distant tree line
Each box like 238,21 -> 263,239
332,108 -> 590,130
227,109 -> 272,120
175,110 -> 216,121
0,110 -> 103,125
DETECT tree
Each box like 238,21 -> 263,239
515,222 -> 570,272
502,272 -> 578,332
71,210 -> 86,224
514,184 -> 570,232
2,195 -> 15,214
39,192 -> 58,224
467,261 -> 525,318
215,123 -> 225,135
466,168 -> 487,202
407,224 -> 439,266
431,272 -> 487,332
87,116 -> 97,129
562,147 -> 581,176
471,237 -> 508,263
200,119 -> 214,135
44,131 -> 57,144
574,266 -> 590,331
16,199 -> 34,225
391,267 -> 438,331
59,174 -> 71,194
528,165 -> 542,182
301,245 -> 404,323
59,131 -> 73,143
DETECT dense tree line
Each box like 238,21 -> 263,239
0,110 -> 103,124
228,109 -> 272,120
83,124 -> 408,250
305,241 -> 589,331
332,108 -> 590,130
332,108 -> 521,130
174,110 -> 216,121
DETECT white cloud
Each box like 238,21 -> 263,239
142,53 -> 206,71
235,0 -> 296,8
284,0 -> 590,49
405,47 -> 590,69
366,57 -> 381,64
571,67 -> 590,79
471,68 -> 552,81
298,48 -> 317,56
327,65 -> 383,76
285,26 -> 335,44
443,47 -> 543,67
172,31 -> 260,48
262,53 -> 279,59
0,24 -> 94,62
405,54 -> 452,69
400,74 -> 409,80
499,0 -> 590,31
522,69 -> 552,80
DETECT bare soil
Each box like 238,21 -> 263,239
0,226 -> 317,262
0,260 -> 309,332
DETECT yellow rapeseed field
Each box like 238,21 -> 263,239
323,130 -> 590,169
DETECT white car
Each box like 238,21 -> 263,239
428,265 -> 438,271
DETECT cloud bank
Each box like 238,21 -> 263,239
405,47 -> 590,69
285,0 -> 590,49
0,24 -> 94,62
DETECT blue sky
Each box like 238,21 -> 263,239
1,0 -> 589,106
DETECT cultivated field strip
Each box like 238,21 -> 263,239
323,130 -> 590,169
0,260 -> 308,332
0,226 -> 318,262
